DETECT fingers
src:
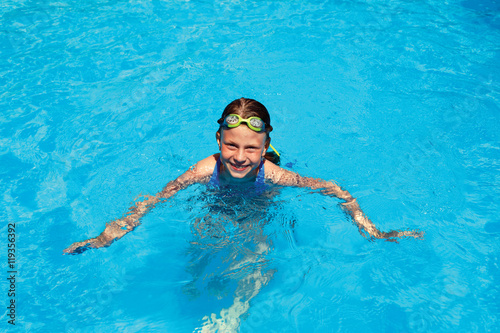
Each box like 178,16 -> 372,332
357,227 -> 369,239
383,238 -> 399,243
397,230 -> 424,239
63,244 -> 86,255
383,229 -> 424,241
65,245 -> 89,255
371,229 -> 424,244
63,240 -> 95,255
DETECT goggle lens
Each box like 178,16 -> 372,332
225,115 -> 240,125
249,118 -> 264,129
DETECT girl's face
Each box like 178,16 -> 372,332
217,125 -> 269,182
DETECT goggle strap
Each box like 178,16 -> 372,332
269,144 -> 280,156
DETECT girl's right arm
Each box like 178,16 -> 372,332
63,155 -> 217,254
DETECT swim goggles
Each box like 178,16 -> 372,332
222,114 -> 266,132
221,114 -> 280,157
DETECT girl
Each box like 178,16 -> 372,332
64,97 -> 422,254
64,97 -> 422,331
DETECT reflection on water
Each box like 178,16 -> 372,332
184,185 -> 281,332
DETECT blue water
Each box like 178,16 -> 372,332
1,0 -> 499,332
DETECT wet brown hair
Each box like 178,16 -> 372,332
217,98 -> 280,164
217,97 -> 273,134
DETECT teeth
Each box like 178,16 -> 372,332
232,164 -> 247,170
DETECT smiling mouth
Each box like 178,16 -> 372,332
230,163 -> 249,172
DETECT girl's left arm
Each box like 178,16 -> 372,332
268,165 -> 423,242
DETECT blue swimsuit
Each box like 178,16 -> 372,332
209,158 -> 267,195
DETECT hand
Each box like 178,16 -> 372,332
376,229 -> 424,243
396,229 -> 424,239
63,237 -> 106,255
63,219 -> 133,255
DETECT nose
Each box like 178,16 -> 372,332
234,148 -> 246,163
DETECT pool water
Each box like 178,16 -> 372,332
1,0 -> 499,332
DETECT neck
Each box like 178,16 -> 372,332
219,163 -> 261,184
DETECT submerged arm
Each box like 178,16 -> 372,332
63,166 -> 211,254
271,168 -> 423,242
63,194 -> 162,254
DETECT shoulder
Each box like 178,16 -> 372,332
192,153 -> 219,173
263,160 -> 336,188
159,154 -> 218,196
263,160 -> 300,185
180,154 -> 218,183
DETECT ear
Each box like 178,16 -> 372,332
263,138 -> 270,157
216,131 -> 221,150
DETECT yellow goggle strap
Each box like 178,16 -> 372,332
269,144 -> 280,156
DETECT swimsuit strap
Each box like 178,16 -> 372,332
208,158 -> 221,187
254,159 -> 268,195
255,159 -> 265,185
